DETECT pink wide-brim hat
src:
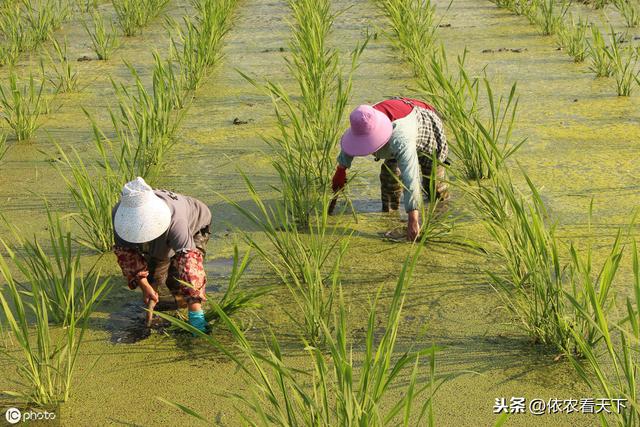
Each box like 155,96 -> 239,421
341,104 -> 393,157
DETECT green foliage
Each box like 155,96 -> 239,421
0,4 -> 32,66
224,174 -> 350,346
608,28 -> 640,96
203,246 -> 271,324
243,0 -> 367,226
557,15 -> 589,63
82,10 -> 120,60
534,0 -> 569,36
168,0 -> 238,91
159,244 -> 447,426
54,140 -> 122,253
588,25 -> 615,77
613,0 -> 640,27
0,213 -> 110,405
566,240 -> 640,425
45,37 -> 79,93
0,70 -> 47,141
23,0 -> 69,44
1,207 -> 111,325
112,0 -> 169,36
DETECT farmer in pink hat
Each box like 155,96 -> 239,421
332,98 -> 449,241
112,177 -> 212,333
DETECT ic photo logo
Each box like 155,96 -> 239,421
4,407 -> 56,424
5,407 -> 21,425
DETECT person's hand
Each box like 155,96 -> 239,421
139,279 -> 158,305
407,210 -> 421,241
332,165 -> 347,193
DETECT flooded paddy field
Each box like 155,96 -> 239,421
0,0 -> 639,425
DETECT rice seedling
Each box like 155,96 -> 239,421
1,206 -> 112,325
223,173 -> 350,346
159,243 -> 449,426
242,0 -> 367,226
588,25 -> 615,77
54,140 -> 122,253
112,0 -> 169,36
152,51 -> 187,110
534,0 -> 569,36
203,246 -> 271,325
0,4 -> 33,65
608,28 -> 640,95
557,15 -> 589,63
493,0 -> 515,9
376,0 -> 438,79
168,0 -> 237,92
593,0 -> 610,9
74,0 -> 98,13
0,132 -> 6,161
107,61 -> 187,180
82,10 -> 120,60
44,37 -> 79,93
613,0 -> 640,27
0,70 -> 47,141
565,240 -> 640,425
418,48 -> 524,180
0,240 -> 109,405
23,0 -> 69,45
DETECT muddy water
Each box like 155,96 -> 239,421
1,0 -> 639,425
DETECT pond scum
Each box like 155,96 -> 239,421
0,0 -> 639,425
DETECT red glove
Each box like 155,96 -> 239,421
332,165 -> 347,192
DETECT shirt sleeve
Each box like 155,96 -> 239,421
390,131 -> 422,212
113,246 -> 149,289
337,150 -> 354,169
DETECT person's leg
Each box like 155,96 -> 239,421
379,159 -> 402,212
147,257 -> 178,311
419,154 -> 449,202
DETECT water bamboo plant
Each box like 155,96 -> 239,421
0,70 -> 47,141
613,0 -> 640,27
112,0 -> 169,36
0,243 -> 109,406
55,140 -> 122,253
159,243 -> 447,426
557,15 -> 589,63
23,0 -> 69,45
587,26 -> 615,77
243,0 -> 367,226
1,207 -> 111,325
82,10 -> 121,60
223,174 -> 350,346
168,0 -> 238,92
45,37 -> 79,93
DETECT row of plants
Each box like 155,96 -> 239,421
0,208 -> 111,406
156,1 -> 458,423
57,0 -> 239,253
494,0 -> 640,96
0,0 -> 70,67
376,0 -> 640,423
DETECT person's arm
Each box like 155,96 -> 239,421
332,150 -> 354,194
392,133 -> 423,241
113,247 -> 158,303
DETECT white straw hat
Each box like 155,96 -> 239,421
114,177 -> 171,244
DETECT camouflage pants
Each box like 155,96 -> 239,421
379,156 -> 449,212
147,226 -> 210,310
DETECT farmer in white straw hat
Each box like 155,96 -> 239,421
112,177 -> 212,333
331,97 -> 449,241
